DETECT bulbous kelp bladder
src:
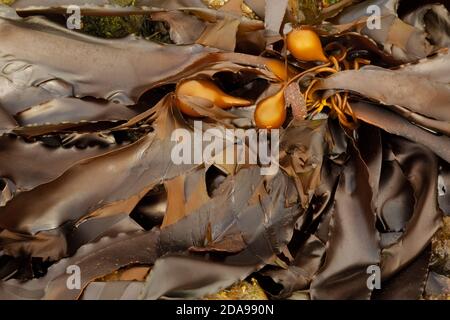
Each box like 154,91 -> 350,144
175,79 -> 252,117
287,28 -> 329,63
254,29 -> 372,129
254,28 -> 328,130
254,88 -> 286,129
168,29 -> 365,130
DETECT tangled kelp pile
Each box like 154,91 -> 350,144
0,0 -> 449,300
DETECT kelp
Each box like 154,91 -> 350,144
0,105 -> 17,134
394,49 -> 450,83
141,255 -> 256,299
310,143 -> 380,300
16,98 -> 139,126
350,102 -> 450,163
0,99 -> 196,236
403,4 -> 450,49
0,230 -> 159,299
0,0 -> 449,301
9,0 -> 208,14
0,135 -> 120,194
0,75 -> 70,116
373,246 -> 431,299
0,5 -> 277,108
331,0 -> 438,62
317,66 -> 450,123
0,9 -> 216,105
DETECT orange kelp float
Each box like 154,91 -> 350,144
287,29 -> 328,63
175,79 -> 252,117
254,89 -> 286,129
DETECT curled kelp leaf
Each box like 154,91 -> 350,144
180,3 -> 266,52
16,98 -> 140,127
0,211 -> 143,261
0,230 -> 159,300
66,213 -> 144,255
321,32 -> 401,66
0,135 -> 119,194
140,255 -> 254,299
380,136 -> 442,280
0,76 -> 69,116
376,143 -> 414,232
150,10 -> 206,44
317,67 -> 450,123
384,104 -> 450,137
354,124 -> 382,213
260,234 -> 327,299
161,167 -> 210,229
394,49 -> 450,83
44,230 -> 159,300
310,143 -> 380,300
0,105 -> 17,134
351,102 -> 450,163
196,16 -> 241,51
403,4 -> 450,48
8,98 -> 142,138
142,172 -> 302,299
264,0 -> 287,34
